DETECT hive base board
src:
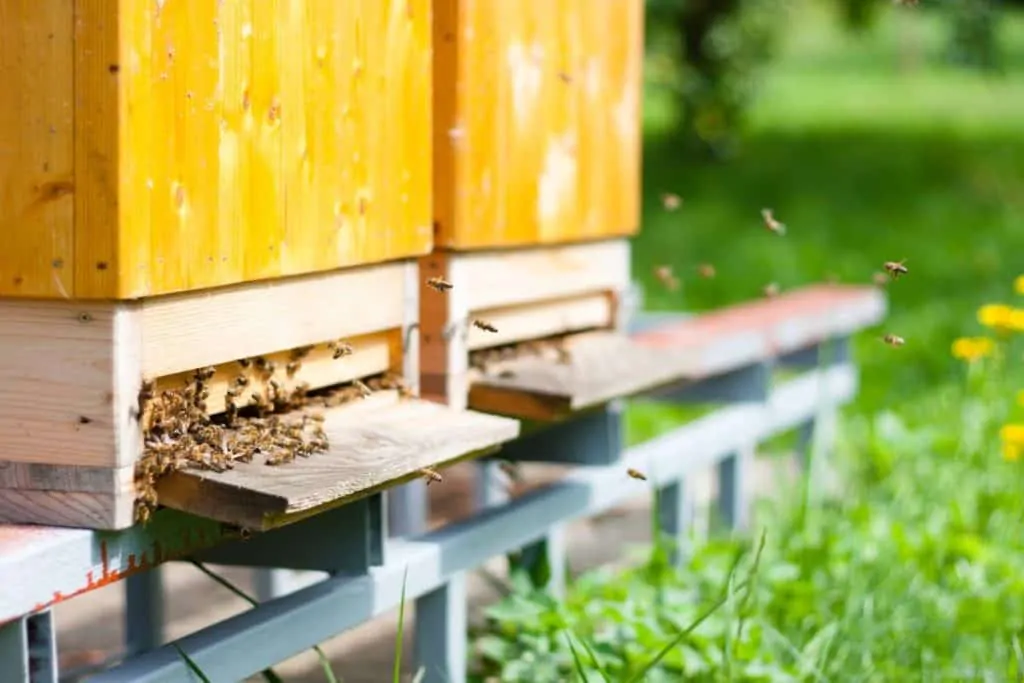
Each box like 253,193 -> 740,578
155,391 -> 520,531
0,260 -> 419,529
419,238 -> 631,413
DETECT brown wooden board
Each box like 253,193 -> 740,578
153,396 -> 520,530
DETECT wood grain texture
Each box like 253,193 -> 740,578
2,0 -> 433,299
433,0 -> 643,249
0,488 -> 135,529
0,0 -> 75,298
468,330 -> 697,421
0,300 -> 142,467
419,238 -> 629,408
155,395 -> 521,529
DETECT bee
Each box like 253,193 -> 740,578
419,467 -> 443,485
763,282 -> 780,298
661,193 -> 682,211
882,334 -> 905,347
627,468 -> 647,481
353,379 -> 373,398
497,460 -> 521,482
473,319 -> 498,333
761,208 -> 786,235
654,265 -> 679,292
290,345 -> 313,361
496,368 -> 516,379
883,259 -> 908,279
234,375 -> 250,388
285,361 -> 301,377
137,379 -> 156,419
697,263 -> 716,279
555,346 -> 572,365
329,340 -> 354,359
426,276 -> 454,292
193,366 -> 216,383
238,358 -> 252,369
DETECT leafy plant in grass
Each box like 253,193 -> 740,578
470,281 -> 1024,681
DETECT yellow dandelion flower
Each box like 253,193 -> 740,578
978,303 -> 1014,329
1015,275 -> 1024,295
1000,424 -> 1024,444
1003,442 -> 1021,462
1010,309 -> 1024,332
950,337 -> 994,362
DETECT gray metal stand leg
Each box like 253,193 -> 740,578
388,480 -> 429,538
475,460 -> 511,510
414,572 -> 468,683
717,444 -> 753,532
798,406 -> 838,495
124,569 -> 164,656
253,569 -> 292,602
1,611 -> 57,683
657,479 -> 693,565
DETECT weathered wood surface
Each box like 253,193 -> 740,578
155,395 -> 521,530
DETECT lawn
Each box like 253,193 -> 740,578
470,3 -> 1024,681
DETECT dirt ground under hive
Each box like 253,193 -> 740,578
53,454 -> 805,682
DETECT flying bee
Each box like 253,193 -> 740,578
426,276 -> 453,292
654,265 -> 680,292
763,282 -> 780,298
627,468 -> 647,481
661,193 -> 682,211
473,319 -> 498,333
697,263 -> 716,279
419,467 -> 443,485
883,258 -> 908,279
761,208 -> 786,235
882,334 -> 905,347
329,340 -> 354,359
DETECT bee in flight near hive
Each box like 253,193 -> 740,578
661,193 -> 682,211
627,468 -> 647,481
427,276 -> 453,293
761,208 -> 786,236
473,319 -> 498,333
697,263 -> 716,279
419,467 -> 443,485
654,265 -> 679,292
882,334 -> 905,347
883,258 -> 908,279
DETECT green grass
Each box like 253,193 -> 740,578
471,4 -> 1024,681
634,0 -> 1024,421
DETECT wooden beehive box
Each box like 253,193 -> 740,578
0,1 -> 521,531
421,0 -> 664,416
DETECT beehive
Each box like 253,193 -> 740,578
420,0 -> 646,413
0,1 -> 529,532
1,0 -> 432,299
432,0 -> 644,249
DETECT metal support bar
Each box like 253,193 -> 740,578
414,573 -> 468,683
475,461 -> 511,510
387,481 -> 429,538
125,569 -> 165,656
518,525 -> 567,598
0,611 -> 57,683
717,444 -> 754,533
498,402 -> 624,466
253,570 -> 294,603
194,494 -> 388,574
656,480 -> 693,566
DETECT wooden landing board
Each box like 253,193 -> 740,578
154,394 -> 520,530
632,284 -> 886,378
467,284 -> 886,421
468,331 -> 695,421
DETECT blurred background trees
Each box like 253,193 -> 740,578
652,0 -> 1006,156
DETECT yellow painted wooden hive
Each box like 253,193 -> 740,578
432,0 -> 644,250
0,0 -> 433,300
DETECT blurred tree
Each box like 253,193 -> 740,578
646,0 -> 787,158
